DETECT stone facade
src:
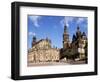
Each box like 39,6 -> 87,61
28,39 -> 60,64
62,24 -> 87,60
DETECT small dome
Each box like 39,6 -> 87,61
82,32 -> 86,36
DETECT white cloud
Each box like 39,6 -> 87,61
60,17 -> 87,28
77,17 -> 88,29
29,16 -> 41,27
66,23 -> 69,27
65,16 -> 74,23
29,32 -> 36,36
60,17 -> 74,28
77,17 -> 87,24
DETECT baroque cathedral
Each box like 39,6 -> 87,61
28,18 -> 87,66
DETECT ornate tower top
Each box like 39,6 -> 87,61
33,36 -> 36,42
76,25 -> 81,33
77,25 -> 80,30
76,25 -> 81,38
82,32 -> 86,36
32,36 -> 37,47
82,32 -> 87,40
64,17 -> 68,34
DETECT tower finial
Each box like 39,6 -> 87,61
77,24 -> 80,30
32,36 -> 37,47
64,16 -> 67,27
64,16 -> 68,33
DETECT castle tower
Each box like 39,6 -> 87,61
63,17 -> 69,49
32,36 -> 37,47
76,25 -> 81,39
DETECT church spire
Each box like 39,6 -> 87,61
76,25 -> 81,39
64,16 -> 67,27
64,17 -> 68,34
63,17 -> 69,49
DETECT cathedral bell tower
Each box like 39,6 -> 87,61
63,17 -> 69,49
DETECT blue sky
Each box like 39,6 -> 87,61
28,15 -> 87,49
